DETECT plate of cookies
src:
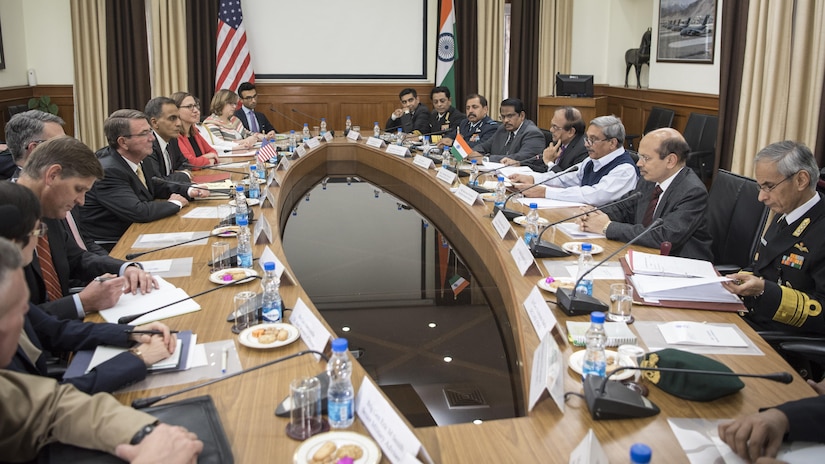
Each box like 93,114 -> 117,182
238,323 -> 299,349
209,268 -> 259,284
294,431 -> 381,464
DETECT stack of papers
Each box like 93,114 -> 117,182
625,251 -> 741,304
626,250 -> 717,278
98,276 -> 201,325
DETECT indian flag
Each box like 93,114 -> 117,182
449,274 -> 469,297
436,0 -> 457,97
450,133 -> 472,162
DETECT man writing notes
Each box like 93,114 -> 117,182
469,98 -> 546,171
427,86 -> 465,143
509,115 -> 639,206
723,141 -> 825,335
541,106 -> 590,173
438,94 -> 497,149
234,82 -> 276,136
385,88 -> 431,135
579,128 -> 713,260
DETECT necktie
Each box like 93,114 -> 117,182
65,212 -> 87,251
136,164 -> 148,189
36,235 -> 62,302
162,146 -> 172,175
248,111 -> 259,133
642,185 -> 663,227
558,144 -> 566,163
504,132 -> 514,155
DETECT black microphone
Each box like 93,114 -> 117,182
117,275 -> 261,324
495,164 -> 580,220
583,366 -> 793,420
556,218 -> 664,316
269,105 -> 303,129
531,191 -> 644,259
125,233 -> 214,260
291,107 -> 321,123
151,176 -> 230,195
182,162 -> 250,176
132,349 -> 328,409
409,128 -> 450,141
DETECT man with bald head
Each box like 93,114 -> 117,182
580,128 -> 713,260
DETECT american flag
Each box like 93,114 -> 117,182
257,138 -> 278,163
215,0 -> 254,92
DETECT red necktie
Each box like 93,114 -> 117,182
642,185 -> 663,227
36,235 -> 63,302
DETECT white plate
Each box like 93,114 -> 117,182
293,431 -> 381,464
238,323 -> 299,349
228,198 -> 260,206
562,242 -> 604,255
568,349 -> 633,381
212,226 -> 239,237
480,192 -> 497,202
513,215 -> 550,226
208,268 -> 259,284
481,180 -> 513,190
242,178 -> 267,185
537,277 -> 576,293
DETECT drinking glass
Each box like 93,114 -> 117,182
608,283 -> 634,322
211,242 -> 230,272
286,376 -> 323,440
232,291 -> 257,334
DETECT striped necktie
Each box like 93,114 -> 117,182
36,235 -> 63,302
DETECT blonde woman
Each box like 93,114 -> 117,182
202,89 -> 262,149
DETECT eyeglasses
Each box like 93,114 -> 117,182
29,222 -> 48,238
757,172 -> 797,192
122,130 -> 153,139
550,124 -> 566,131
500,113 -> 520,120
241,94 -> 258,100
180,104 -> 200,111
584,136 -> 611,145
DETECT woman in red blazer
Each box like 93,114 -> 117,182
171,92 -> 220,167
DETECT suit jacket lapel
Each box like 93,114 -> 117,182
755,198 -> 825,272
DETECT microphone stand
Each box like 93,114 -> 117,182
183,163 -> 249,176
132,349 -> 328,408
151,176 -> 231,195
556,218 -> 664,316
125,233 -> 214,260
495,164 -> 580,220
291,107 -> 322,123
269,105 -> 303,129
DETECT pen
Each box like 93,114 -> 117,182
95,276 -> 117,283
221,347 -> 228,374
124,330 -> 180,335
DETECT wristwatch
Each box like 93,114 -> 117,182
129,347 -> 144,363
130,421 -> 159,445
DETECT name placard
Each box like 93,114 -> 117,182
323,132 -> 334,142
305,137 -> 321,150
436,167 -> 457,185
295,145 -> 307,158
454,184 -> 482,207
366,137 -> 386,148
492,210 -> 517,240
528,332 -> 565,412
511,238 -> 540,276
346,130 -> 361,141
253,214 -> 272,244
260,188 -> 276,209
277,156 -> 291,171
523,286 -> 558,338
289,298 -> 332,361
258,245 -> 294,285
385,144 -> 410,157
412,154 -> 435,170
569,430 -> 609,464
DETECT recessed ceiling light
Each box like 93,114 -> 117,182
428,322 -> 437,328
473,419 -> 483,425
443,356 -> 453,363
342,326 -> 351,332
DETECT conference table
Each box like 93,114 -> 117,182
102,136 -> 814,463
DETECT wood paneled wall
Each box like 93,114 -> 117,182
0,85 -> 75,140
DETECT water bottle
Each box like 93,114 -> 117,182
320,118 -> 327,136
373,122 -> 381,138
442,147 -> 452,167
260,262 -> 282,323
396,127 -> 404,146
524,203 -> 539,245
327,338 -> 355,428
582,311 -> 607,379
345,116 -> 352,135
630,443 -> 652,464
234,185 -> 248,224
470,159 -> 480,187
247,166 -> 260,199
257,156 -> 267,176
494,175 -> 507,211
576,243 -> 594,296
423,135 -> 430,147
236,217 -> 253,269
302,123 -> 311,142
288,130 -> 297,152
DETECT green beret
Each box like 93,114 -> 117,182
640,349 -> 745,401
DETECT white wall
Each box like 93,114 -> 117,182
0,0 -> 29,87
22,0 -> 73,85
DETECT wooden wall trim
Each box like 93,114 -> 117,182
0,85 -> 76,140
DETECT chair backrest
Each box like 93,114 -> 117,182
706,169 -> 768,268
643,107 -> 675,134
683,112 -> 718,153
539,128 -> 553,147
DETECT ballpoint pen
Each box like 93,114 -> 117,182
221,347 -> 228,374
124,330 -> 181,335
94,276 -> 117,283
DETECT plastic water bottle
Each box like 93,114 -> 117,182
373,122 -> 381,138
257,158 -> 267,178
470,159 -> 480,187
630,443 -> 652,464
236,217 -> 253,269
576,243 -> 595,296
423,135 -> 430,147
247,166 -> 260,199
302,123 -> 311,142
288,130 -> 297,152
494,175 -> 507,211
260,262 -> 282,323
442,147 -> 452,167
320,118 -> 327,136
582,311 -> 607,379
234,185 -> 248,224
327,338 -> 355,428
345,116 -> 352,135
524,203 -> 539,245
396,127 -> 404,146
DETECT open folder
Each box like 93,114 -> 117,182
63,331 -> 193,379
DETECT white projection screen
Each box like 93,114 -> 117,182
242,0 -> 430,79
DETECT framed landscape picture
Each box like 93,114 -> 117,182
656,0 -> 717,63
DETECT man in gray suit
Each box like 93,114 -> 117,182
541,106 -> 589,173
579,128 -> 713,260
470,98 -> 546,171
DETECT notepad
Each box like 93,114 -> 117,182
626,250 -> 718,278
657,321 -> 748,348
565,321 -> 637,347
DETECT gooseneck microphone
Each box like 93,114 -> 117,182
291,107 -> 321,123
125,234 -> 213,260
132,349 -> 328,409
531,191 -> 644,259
182,162 -> 249,176
495,164 -> 580,220
151,176 -> 230,195
269,105 -> 303,129
583,366 -> 793,420
556,218 -> 664,316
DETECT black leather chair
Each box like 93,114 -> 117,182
625,106 -> 675,150
684,113 -> 719,184
539,128 -> 554,147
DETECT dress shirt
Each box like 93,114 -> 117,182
784,193 -> 820,225
534,148 -> 638,206
121,156 -> 182,208
651,167 -> 682,217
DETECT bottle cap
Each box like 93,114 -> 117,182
529,203 -> 538,209
590,311 -> 605,323
250,165 -> 256,171
630,443 -> 652,463
290,130 -> 295,133
237,217 -> 248,226
321,118 -> 326,121
581,242 -> 593,252
236,186 -> 244,192
471,159 -> 477,164
264,261 -> 275,271
304,123 -> 308,126
498,175 -> 504,181
331,338 -> 348,352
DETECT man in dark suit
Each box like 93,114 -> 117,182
235,82 -> 276,135
144,97 -> 191,179
15,138 -> 157,320
427,86 -> 465,143
579,128 -> 713,260
385,88 -> 431,135
78,109 -> 203,248
723,141 -> 825,335
470,98 -> 546,171
1,110 -> 65,181
438,94 -> 498,150
541,106 -> 589,173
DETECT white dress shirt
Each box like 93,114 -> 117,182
532,147 -> 638,206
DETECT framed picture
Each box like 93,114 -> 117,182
656,0 -> 717,63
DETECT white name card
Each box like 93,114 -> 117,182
323,132 -> 334,142
412,154 -> 435,170
289,298 -> 332,360
523,286 -> 558,339
385,144 -> 410,157
258,245 -> 294,285
295,145 -> 308,157
569,429 -> 609,464
529,332 -> 565,412
305,137 -> 321,149
436,167 -> 457,185
366,137 -> 386,148
277,156 -> 291,171
492,210 -> 517,240
454,184 -> 482,206
346,130 -> 361,141
253,214 -> 272,244
511,238 -> 539,276
260,187 -> 276,209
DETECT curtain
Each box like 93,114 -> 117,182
477,0 -> 505,117
538,0 -> 572,98
185,0 -> 218,117
70,0 -> 109,148
105,0 -> 152,113
454,0 -> 478,104
508,0 -> 540,122
716,0 -> 750,174
148,0 -> 188,97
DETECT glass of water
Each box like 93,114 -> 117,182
608,283 -> 634,322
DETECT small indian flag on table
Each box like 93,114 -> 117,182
449,274 -> 469,297
450,133 -> 472,163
